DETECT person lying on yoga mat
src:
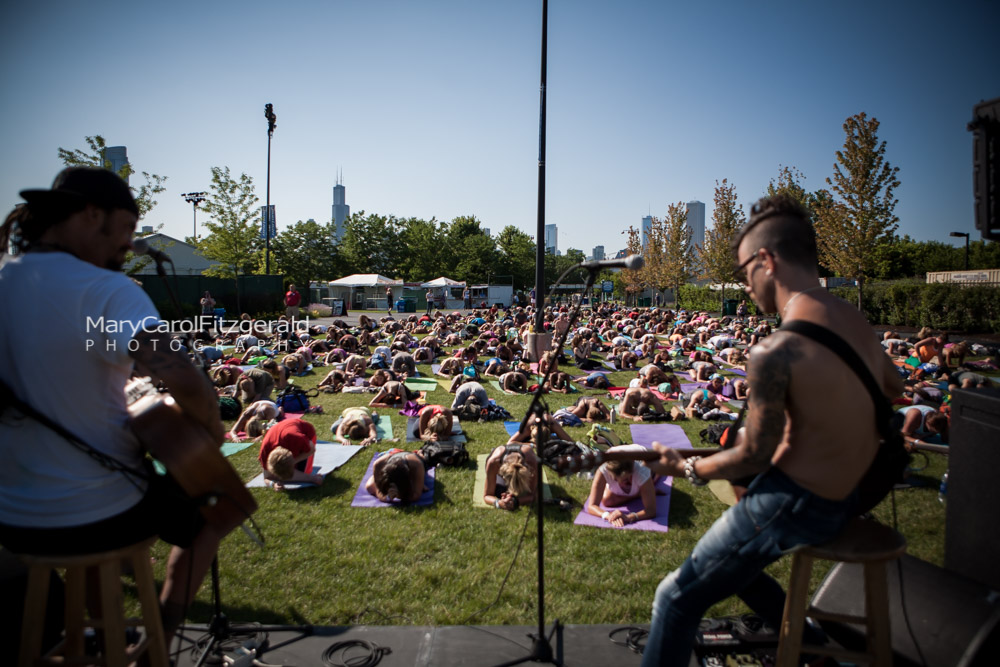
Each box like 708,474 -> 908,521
259,358 -> 291,390
391,351 -> 417,378
451,380 -> 488,412
544,369 -> 574,394
229,399 -> 282,441
685,375 -> 735,419
365,448 -> 429,503
483,443 -> 538,510
211,364 -> 242,390
498,370 -> 529,393
317,368 -> 348,393
237,367 -> 275,404
557,395 -> 610,423
579,371 -> 611,389
898,404 -> 949,447
943,368 -> 994,391
260,419 -> 324,489
639,363 -> 671,386
585,444 -> 658,527
334,406 -> 379,446
437,356 -> 463,376
369,380 -> 418,408
620,385 -> 670,421
344,353 -> 367,379
506,413 -> 573,445
416,404 -> 456,442
483,357 -> 508,377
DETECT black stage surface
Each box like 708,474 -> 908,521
172,623 -> 665,666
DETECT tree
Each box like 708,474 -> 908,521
659,202 -> 696,308
57,135 -> 167,219
765,165 -> 811,212
198,167 -> 261,311
445,215 -> 498,284
339,211 -> 405,276
621,226 -> 643,306
495,226 -> 536,291
814,113 -> 901,308
699,179 -> 746,310
397,217 -> 446,281
270,219 -> 342,292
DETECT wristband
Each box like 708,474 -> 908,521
494,498 -> 500,509
684,456 -> 708,487
601,511 -> 611,521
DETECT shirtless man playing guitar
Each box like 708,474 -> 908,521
0,168 -> 238,646
640,194 -> 903,666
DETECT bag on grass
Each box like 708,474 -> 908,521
420,440 -> 469,468
275,385 -> 317,412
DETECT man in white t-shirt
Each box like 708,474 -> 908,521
0,168 -> 231,644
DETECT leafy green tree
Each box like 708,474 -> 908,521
57,135 -> 167,219
765,165 -> 812,213
699,179 -> 746,309
814,112 -> 901,308
660,202 -> 696,308
443,215 -> 497,284
271,219 -> 342,292
339,211 -> 404,276
495,226 -> 537,291
198,167 -> 261,311
397,217 -> 446,281
621,226 -> 643,306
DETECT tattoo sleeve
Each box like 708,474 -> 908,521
743,336 -> 800,466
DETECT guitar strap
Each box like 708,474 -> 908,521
0,378 -> 149,488
779,320 -> 894,439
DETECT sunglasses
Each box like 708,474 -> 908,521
734,249 -> 761,284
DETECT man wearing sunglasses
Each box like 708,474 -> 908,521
642,194 -> 902,666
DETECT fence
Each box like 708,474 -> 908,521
135,274 -> 285,319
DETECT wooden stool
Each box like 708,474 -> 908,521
18,536 -> 168,667
776,517 -> 907,667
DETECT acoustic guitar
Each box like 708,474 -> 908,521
551,445 -> 722,476
126,377 -> 258,534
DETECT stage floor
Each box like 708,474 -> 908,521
172,622 -> 671,666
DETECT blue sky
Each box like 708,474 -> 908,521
2,0 -> 997,258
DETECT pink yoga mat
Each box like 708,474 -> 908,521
350,451 -> 435,507
608,387 -> 668,400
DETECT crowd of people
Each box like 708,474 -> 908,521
1,170 -> 996,665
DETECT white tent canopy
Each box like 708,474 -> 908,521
419,276 -> 466,288
328,274 -> 400,287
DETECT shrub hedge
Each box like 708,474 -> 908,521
830,282 -> 1000,332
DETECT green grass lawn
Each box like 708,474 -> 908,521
142,346 -> 962,629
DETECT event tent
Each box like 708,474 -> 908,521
419,276 -> 466,288
329,274 -> 400,287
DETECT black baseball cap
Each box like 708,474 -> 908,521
20,167 -> 139,217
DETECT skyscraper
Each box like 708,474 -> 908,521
544,224 -> 557,254
331,170 -> 350,240
102,146 -> 129,182
592,245 -> 605,261
641,215 -> 653,250
686,201 -> 705,250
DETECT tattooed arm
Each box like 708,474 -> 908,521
648,333 -> 797,481
129,330 -> 226,444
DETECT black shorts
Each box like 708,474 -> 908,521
0,472 -> 204,556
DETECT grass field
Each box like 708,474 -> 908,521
141,340 -> 964,630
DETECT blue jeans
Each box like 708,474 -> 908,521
641,467 -> 854,667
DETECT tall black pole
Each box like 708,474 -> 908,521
534,0 -> 548,334
535,0 -> 548,647
964,235 -> 970,270
265,131 -> 272,275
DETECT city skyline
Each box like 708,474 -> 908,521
2,1 -> 997,257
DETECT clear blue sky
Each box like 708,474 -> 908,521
2,0 -> 997,257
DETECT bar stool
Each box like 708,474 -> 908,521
776,517 -> 907,667
18,536 -> 168,667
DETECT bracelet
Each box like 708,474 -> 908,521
684,456 -> 708,487
628,512 -> 637,523
601,511 -> 611,521
494,498 -> 500,509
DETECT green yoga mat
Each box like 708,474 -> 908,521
404,377 -> 439,392
473,454 -> 552,508
375,415 -> 394,440
436,378 -> 454,392
153,440 -> 254,475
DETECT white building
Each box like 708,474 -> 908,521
332,172 -> 350,239
125,232 -> 216,276
544,224 -> 558,254
686,201 -> 705,251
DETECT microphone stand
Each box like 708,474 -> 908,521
493,263 -> 599,667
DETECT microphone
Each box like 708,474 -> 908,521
578,254 -> 644,271
132,238 -> 172,264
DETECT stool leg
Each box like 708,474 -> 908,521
98,559 -> 127,667
777,552 -> 813,667
131,551 -> 169,667
19,565 -> 52,667
864,560 -> 893,667
63,565 -> 87,660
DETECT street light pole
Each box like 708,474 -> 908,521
181,191 -> 207,240
264,103 -> 277,275
950,231 -> 970,270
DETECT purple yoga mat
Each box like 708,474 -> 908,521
573,440 -> 673,532
628,423 -> 692,448
350,451 -> 435,507
679,382 -> 704,394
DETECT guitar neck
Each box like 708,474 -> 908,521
553,445 -> 721,476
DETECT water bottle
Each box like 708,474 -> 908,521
938,470 -> 949,504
